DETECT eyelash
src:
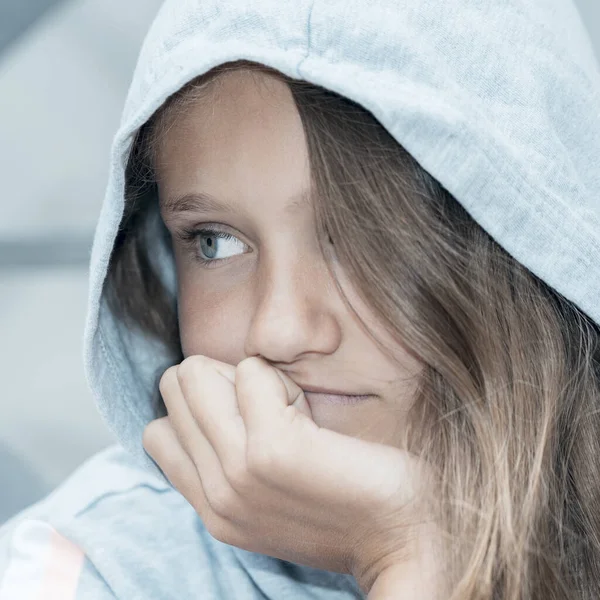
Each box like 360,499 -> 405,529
176,224 -> 335,268
178,226 -> 245,268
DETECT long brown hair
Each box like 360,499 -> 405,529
106,60 -> 600,599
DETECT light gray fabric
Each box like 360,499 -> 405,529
1,0 -> 599,597
0,444 -> 45,524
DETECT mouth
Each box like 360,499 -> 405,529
300,385 -> 376,406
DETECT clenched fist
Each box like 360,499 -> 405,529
143,355 -> 440,596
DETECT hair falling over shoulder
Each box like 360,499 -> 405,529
106,60 -> 600,599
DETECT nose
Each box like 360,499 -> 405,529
243,253 -> 342,363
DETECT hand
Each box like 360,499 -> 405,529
143,355 -> 435,594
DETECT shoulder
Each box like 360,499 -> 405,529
0,445 -> 270,599
0,445 -> 172,599
0,518 -> 113,599
0,445 -> 365,599
0,444 -> 171,539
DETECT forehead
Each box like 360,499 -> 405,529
154,70 -> 312,215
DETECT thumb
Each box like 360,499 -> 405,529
235,357 -> 313,436
271,367 -> 314,421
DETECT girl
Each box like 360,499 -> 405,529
1,0 -> 599,598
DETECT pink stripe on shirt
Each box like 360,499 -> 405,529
0,519 -> 85,600
40,527 -> 85,600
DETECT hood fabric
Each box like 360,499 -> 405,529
84,0 -> 600,483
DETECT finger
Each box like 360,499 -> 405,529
142,416 -> 207,511
160,365 -> 210,460
283,426 -> 417,508
160,365 -> 238,509
273,368 -> 313,420
176,356 -> 247,464
235,356 -> 314,439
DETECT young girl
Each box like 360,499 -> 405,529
1,0 -> 599,598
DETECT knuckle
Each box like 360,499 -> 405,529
165,455 -> 189,490
203,511 -> 226,542
246,440 -> 281,481
158,366 -> 178,396
177,355 -> 209,382
225,458 -> 251,494
236,356 -> 256,373
207,481 -> 237,519
141,421 -> 158,453
236,356 -> 262,381
206,517 -> 236,547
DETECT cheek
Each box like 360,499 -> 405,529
176,277 -> 251,363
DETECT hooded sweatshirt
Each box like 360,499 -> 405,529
1,0 -> 599,598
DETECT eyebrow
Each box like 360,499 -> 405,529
161,189 -> 313,216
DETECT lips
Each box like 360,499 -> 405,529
300,384 -> 373,396
302,390 -> 375,406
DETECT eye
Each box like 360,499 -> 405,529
179,226 -> 249,266
197,229 -> 246,260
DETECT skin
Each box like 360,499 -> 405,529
155,69 -> 423,448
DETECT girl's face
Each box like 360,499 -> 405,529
156,70 -> 422,446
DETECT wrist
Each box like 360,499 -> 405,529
366,561 -> 436,600
365,563 -> 407,600
361,523 -> 444,600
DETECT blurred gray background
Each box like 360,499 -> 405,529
0,0 -> 163,523
0,0 -> 598,523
